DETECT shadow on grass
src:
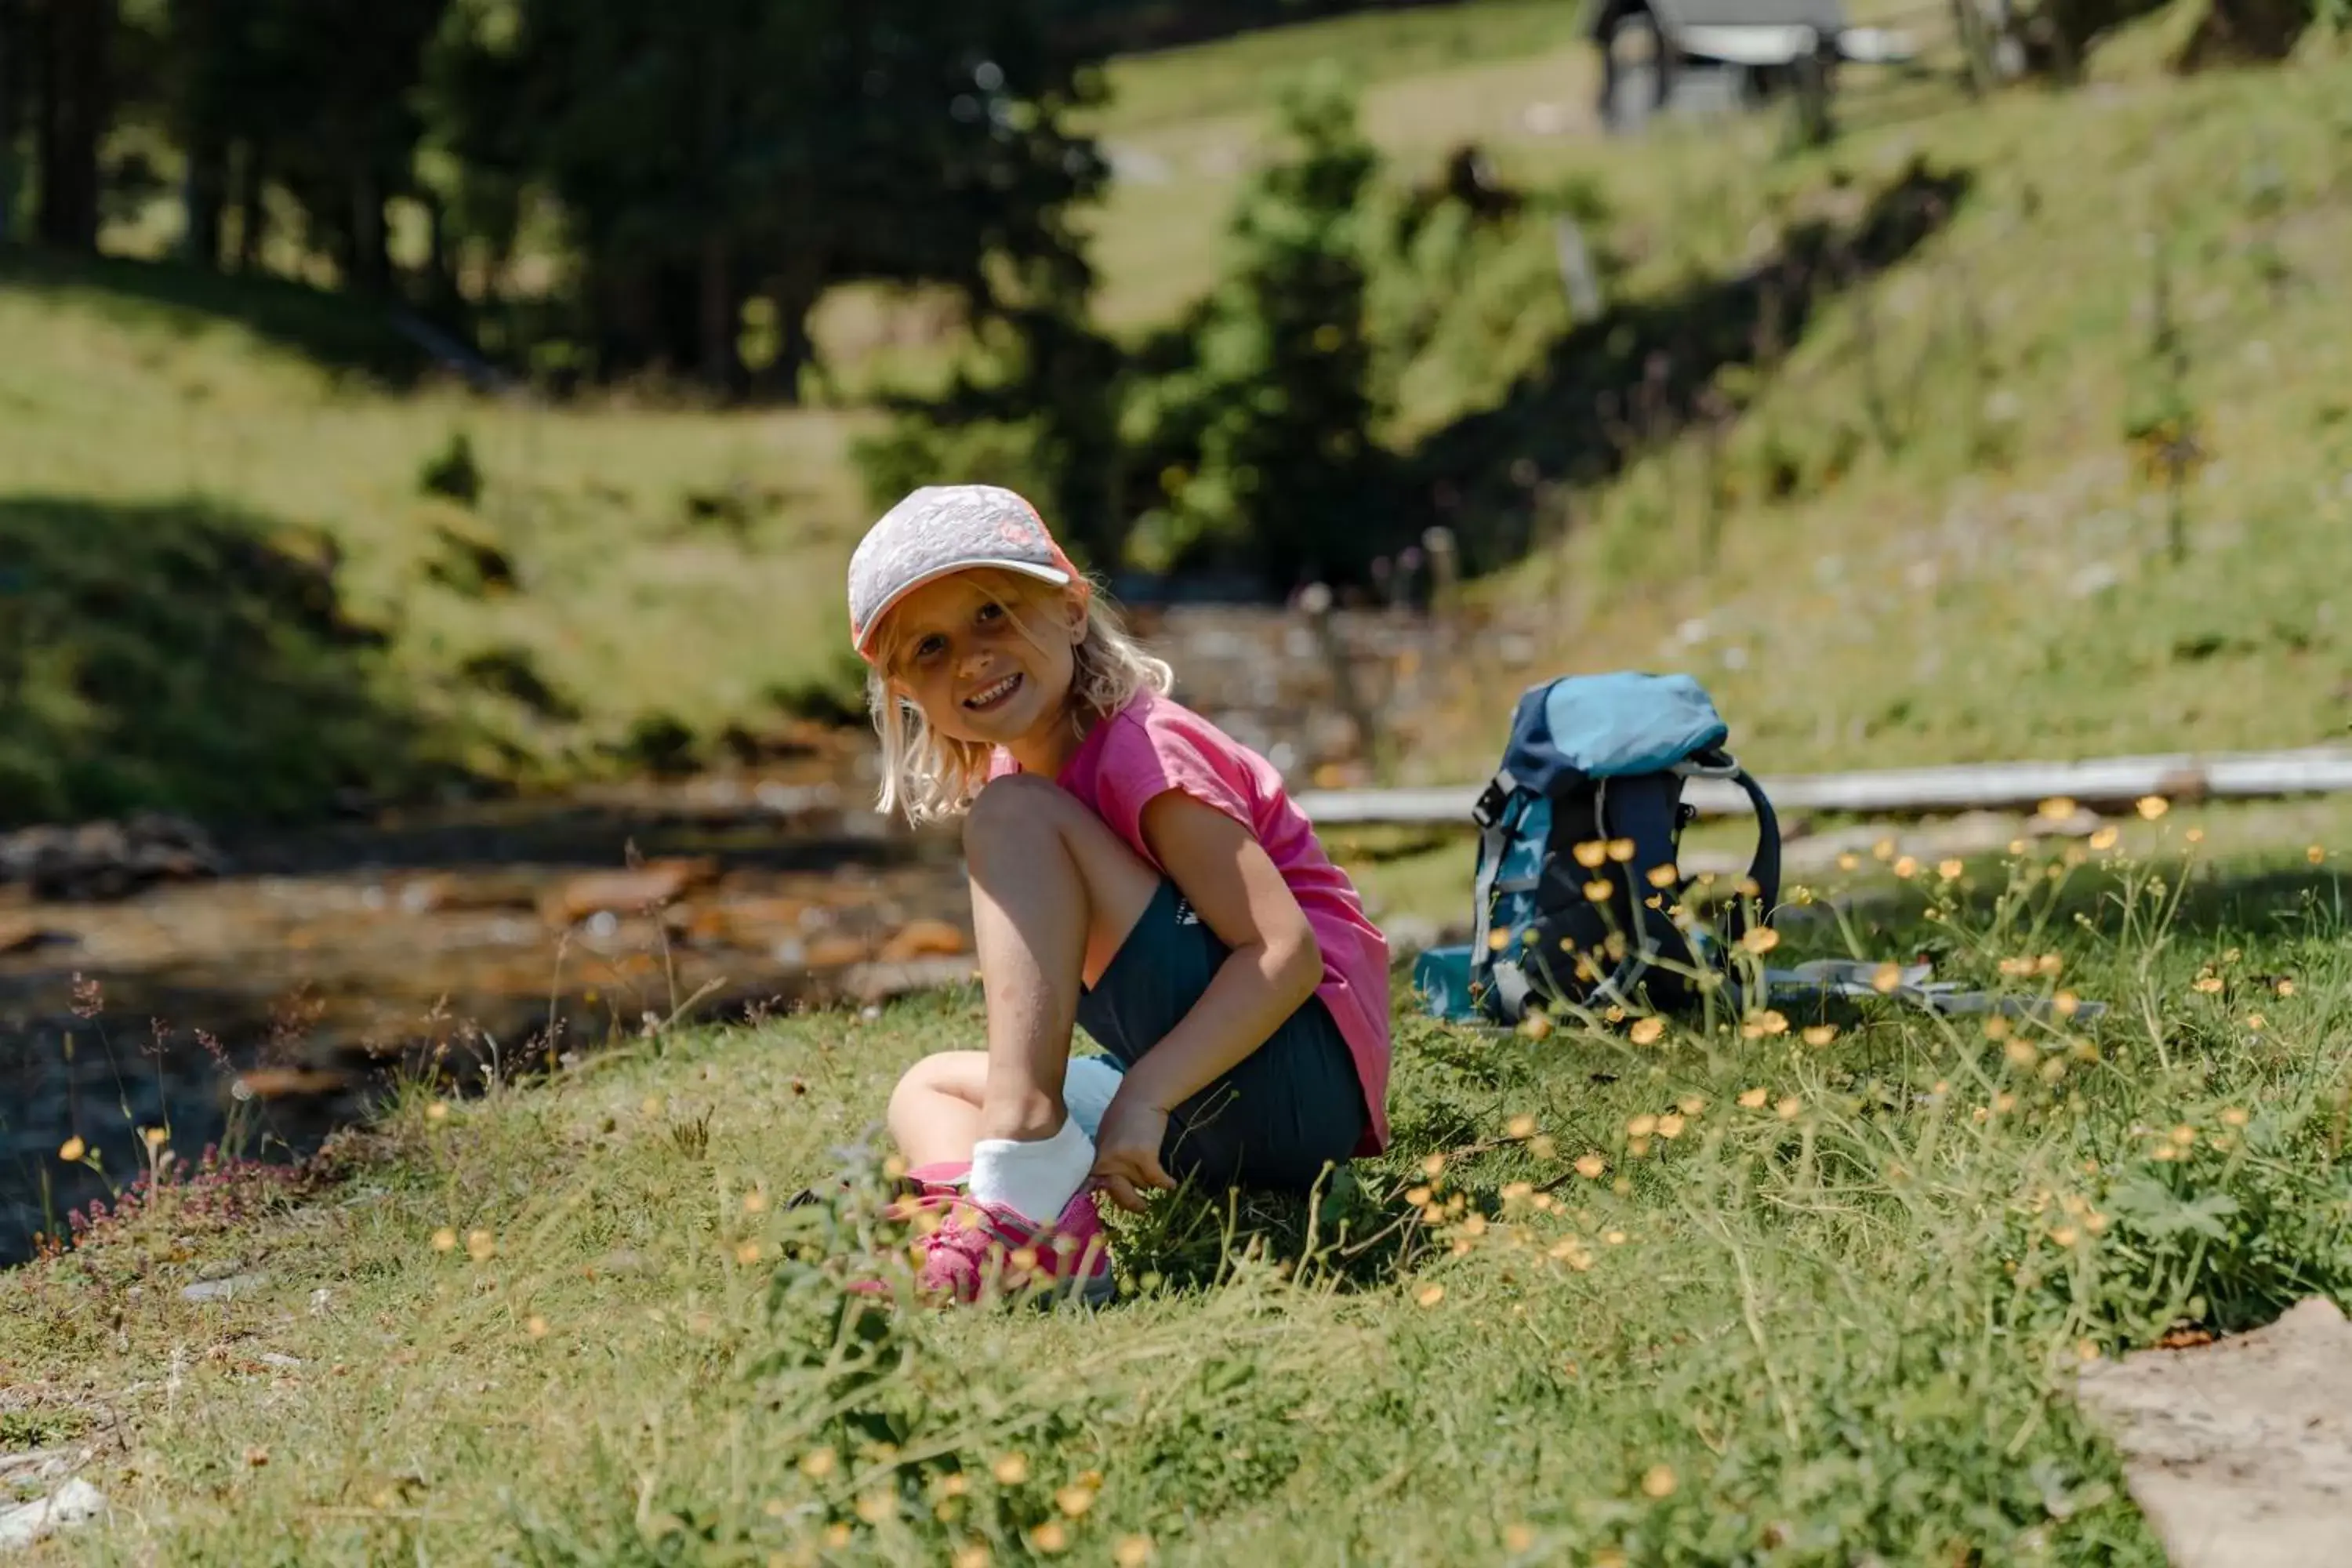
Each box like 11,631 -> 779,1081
1104,1170 -> 1447,1297
0,246 -> 432,385
2138,862 -> 2352,941
1824,857 -> 2352,949
1107,1018 -> 1534,1296
0,494 -> 463,825
1406,154 -> 1973,571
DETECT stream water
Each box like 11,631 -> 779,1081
0,735 -> 977,1261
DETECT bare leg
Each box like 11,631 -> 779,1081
954,773 -> 1160,1148
887,1051 -> 987,1170
890,1051 -> 1133,1171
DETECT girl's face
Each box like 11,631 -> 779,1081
880,572 -> 1084,751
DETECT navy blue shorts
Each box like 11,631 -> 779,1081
1076,881 -> 1368,1194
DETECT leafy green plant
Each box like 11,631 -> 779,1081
1139,66 -> 1389,587
419,431 -> 485,506
2122,242 -> 2207,564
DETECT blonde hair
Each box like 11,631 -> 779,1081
866,569 -> 1173,825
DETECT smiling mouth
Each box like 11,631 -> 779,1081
963,673 -> 1023,712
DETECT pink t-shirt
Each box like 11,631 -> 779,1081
993,690 -> 1392,1154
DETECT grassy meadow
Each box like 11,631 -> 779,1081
8,818 -> 2352,1563
0,249 -> 877,821
1403,53 -> 2352,778
9,6 -> 2352,1562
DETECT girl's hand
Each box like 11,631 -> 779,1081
1091,1090 -> 1177,1214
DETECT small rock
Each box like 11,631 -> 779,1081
180,1272 -> 268,1304
686,895 -> 811,948
752,781 -> 841,816
257,1352 -> 303,1370
844,956 -> 979,1005
232,1066 -> 350,1102
0,1477 -> 104,1550
0,813 -> 224,902
878,918 -> 967,963
0,1450 -> 73,1486
0,919 -> 74,956
391,873 -> 540,914
541,859 -> 719,926
2079,1297 -> 2352,1568
802,934 -> 870,968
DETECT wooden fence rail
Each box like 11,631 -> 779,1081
1296,746 -> 2352,827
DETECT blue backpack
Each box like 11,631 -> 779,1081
1459,672 -> 1781,1024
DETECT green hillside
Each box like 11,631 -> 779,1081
4,5 -> 2347,823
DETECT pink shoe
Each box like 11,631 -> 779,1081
880,1162 -> 971,1223
793,1160 -> 969,1214
907,1187 -> 1115,1307
904,1160 -> 971,1192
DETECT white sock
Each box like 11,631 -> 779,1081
969,1112 -> 1094,1224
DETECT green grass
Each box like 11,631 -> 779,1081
9,826 -> 2352,1563
1371,45 -> 2352,782
1096,0 -> 1599,132
0,250 -> 874,818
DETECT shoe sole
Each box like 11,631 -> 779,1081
1041,1269 -> 1117,1309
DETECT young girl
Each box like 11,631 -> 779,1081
846,483 -> 1392,1304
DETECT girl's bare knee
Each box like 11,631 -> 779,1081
893,1050 -> 985,1099
962,771 -> 1069,851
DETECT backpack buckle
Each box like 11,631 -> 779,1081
1471,769 -> 1517,829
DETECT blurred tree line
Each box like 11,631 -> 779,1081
0,0 -> 1515,589
0,0 -> 1450,391
0,0 -> 1123,393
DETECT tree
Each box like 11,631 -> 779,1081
434,0 -> 1106,395
22,0 -> 115,250
1149,68 -> 1388,589
154,0 -> 449,285
0,0 -> 18,245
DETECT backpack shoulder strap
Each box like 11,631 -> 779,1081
1674,755 -> 1782,942
1730,768 -> 1782,924
1467,768 -> 1523,973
